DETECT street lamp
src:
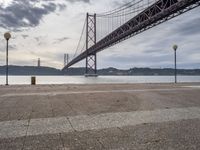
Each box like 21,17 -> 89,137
173,44 -> 178,83
4,32 -> 11,86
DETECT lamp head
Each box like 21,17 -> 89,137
173,45 -> 178,51
4,32 -> 11,40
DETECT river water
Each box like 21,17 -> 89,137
0,76 -> 200,85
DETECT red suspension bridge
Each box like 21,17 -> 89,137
63,0 -> 200,76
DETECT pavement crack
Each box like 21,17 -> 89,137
49,98 -> 55,117
96,138 -> 106,149
66,117 -> 76,132
64,101 -> 77,115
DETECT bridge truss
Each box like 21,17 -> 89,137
63,0 -> 200,74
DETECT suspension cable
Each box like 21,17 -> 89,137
97,0 -> 136,15
73,17 -> 86,58
97,0 -> 145,17
97,2 -> 150,18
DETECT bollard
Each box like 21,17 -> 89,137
31,76 -> 36,85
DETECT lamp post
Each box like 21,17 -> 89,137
4,32 -> 11,86
173,45 -> 178,83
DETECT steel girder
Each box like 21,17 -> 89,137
85,13 -> 97,75
63,0 -> 200,69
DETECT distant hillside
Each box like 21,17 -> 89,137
0,66 -> 200,76
63,67 -> 85,75
63,67 -> 200,76
0,66 -> 63,75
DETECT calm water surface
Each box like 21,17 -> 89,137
0,76 -> 200,85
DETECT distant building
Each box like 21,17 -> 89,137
38,58 -> 41,67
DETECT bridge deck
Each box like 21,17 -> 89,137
63,0 -> 200,70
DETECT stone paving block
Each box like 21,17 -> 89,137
130,138 -> 200,150
0,97 -> 18,109
118,119 -> 200,149
0,120 -> 28,139
0,110 -> 9,121
98,136 -> 135,149
14,97 -> 33,110
27,117 -> 73,136
60,128 -> 127,149
0,137 -> 25,150
75,127 -> 126,139
77,138 -> 104,150
64,92 -> 139,116
50,96 -> 77,117
31,110 -> 54,119
23,134 -> 63,150
69,107 -> 200,133
69,112 -> 133,132
158,90 -> 200,107
60,132 -> 82,149
31,97 -> 54,119
121,119 -> 200,143
99,127 -> 128,138
61,132 -> 104,150
8,108 -> 31,121
0,98 -> 6,106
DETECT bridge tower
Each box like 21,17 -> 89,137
85,13 -> 97,77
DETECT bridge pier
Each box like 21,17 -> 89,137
85,13 -> 98,77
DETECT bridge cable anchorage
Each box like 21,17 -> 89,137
63,0 -> 200,71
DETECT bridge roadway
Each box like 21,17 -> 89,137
0,83 -> 200,149
64,0 -> 200,69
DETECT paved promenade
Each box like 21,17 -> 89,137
0,83 -> 200,149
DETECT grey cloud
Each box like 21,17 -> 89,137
9,44 -> 17,50
34,36 -> 45,42
0,39 -> 5,52
38,42 -> 45,46
104,53 -> 171,63
0,42 -> 16,51
21,34 -> 28,39
35,37 -> 40,42
0,0 -> 66,30
57,4 -> 67,11
53,37 -> 70,44
146,37 -> 180,52
66,0 -> 90,3
174,18 -> 200,36
99,53 -> 173,69
143,49 -> 167,54
34,36 -> 47,46
112,0 -> 132,8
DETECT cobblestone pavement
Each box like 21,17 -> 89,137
0,83 -> 200,150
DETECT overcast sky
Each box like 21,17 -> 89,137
0,0 -> 200,69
